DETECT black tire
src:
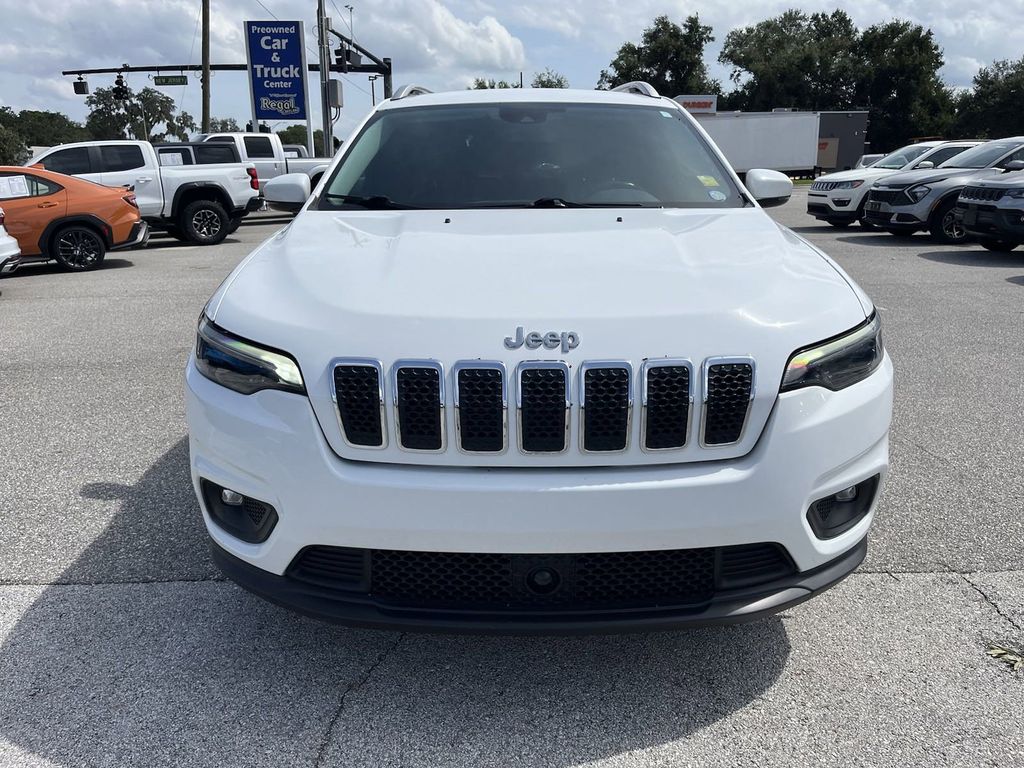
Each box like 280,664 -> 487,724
858,219 -> 878,230
225,216 -> 242,235
828,221 -> 852,228
928,199 -> 968,244
179,199 -> 229,245
980,240 -> 1018,252
51,225 -> 106,271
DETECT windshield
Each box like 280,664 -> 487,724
318,102 -> 745,210
939,141 -> 1020,169
873,144 -> 933,170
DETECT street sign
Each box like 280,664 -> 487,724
154,75 -> 188,86
244,20 -> 310,122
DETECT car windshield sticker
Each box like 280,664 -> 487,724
0,175 -> 29,199
708,190 -> 727,201
698,175 -> 720,187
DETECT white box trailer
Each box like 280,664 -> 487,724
687,109 -> 821,175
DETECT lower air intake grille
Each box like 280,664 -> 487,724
456,367 -> 505,452
703,362 -> 753,445
287,542 -> 796,610
395,365 -> 443,451
582,366 -> 630,451
333,365 -> 384,447
644,365 -> 691,449
519,366 -> 568,452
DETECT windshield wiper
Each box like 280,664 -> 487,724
323,193 -> 420,210
461,198 -> 651,209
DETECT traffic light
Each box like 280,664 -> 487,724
112,74 -> 130,100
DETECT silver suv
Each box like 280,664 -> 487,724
957,170 -> 1024,252
863,138 -> 1024,243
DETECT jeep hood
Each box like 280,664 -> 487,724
205,207 -> 871,466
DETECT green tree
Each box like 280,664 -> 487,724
8,110 -> 88,147
531,68 -> 568,88
0,122 -> 29,165
598,14 -> 720,95
209,117 -> 241,132
855,21 -> 953,149
274,124 -> 331,155
470,77 -> 521,89
85,85 -> 191,142
953,57 -> 1024,138
719,10 -> 860,110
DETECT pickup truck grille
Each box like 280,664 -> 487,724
960,186 -> 1005,202
330,357 -> 756,459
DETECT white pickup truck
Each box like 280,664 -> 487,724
28,140 -> 262,245
197,132 -> 333,188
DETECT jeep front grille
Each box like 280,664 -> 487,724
330,357 -> 756,458
960,186 -> 1004,202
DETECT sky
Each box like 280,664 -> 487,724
0,0 -> 1019,144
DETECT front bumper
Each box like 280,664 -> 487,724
862,197 -> 928,229
958,202 -> 1024,244
210,535 -> 868,634
112,220 -> 149,250
806,190 -> 864,223
0,254 -> 19,275
185,353 -> 892,630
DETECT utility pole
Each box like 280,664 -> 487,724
317,0 -> 333,156
201,0 -> 210,132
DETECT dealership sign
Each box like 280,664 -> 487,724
674,95 -> 718,114
244,20 -> 310,121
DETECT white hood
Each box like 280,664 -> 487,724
816,167 -> 896,184
208,207 -> 869,466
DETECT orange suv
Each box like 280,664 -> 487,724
0,166 -> 147,271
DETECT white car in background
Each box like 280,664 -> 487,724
808,140 -> 982,228
0,207 -> 21,275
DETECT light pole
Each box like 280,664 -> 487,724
368,74 -> 378,106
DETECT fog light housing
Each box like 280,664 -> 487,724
807,475 -> 880,539
201,479 -> 278,543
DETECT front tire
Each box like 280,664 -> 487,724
980,240 -> 1018,252
179,200 -> 229,245
929,199 -> 968,244
52,225 -> 106,271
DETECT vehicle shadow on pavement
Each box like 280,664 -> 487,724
0,439 -> 791,766
919,249 -> 1024,268
2,258 -> 134,279
1007,275 -> 1024,286
836,234 -> 927,248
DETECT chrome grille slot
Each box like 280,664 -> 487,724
961,186 -> 1003,202
580,362 -> 632,452
393,362 -> 444,451
517,362 -> 570,453
454,363 -> 506,453
702,358 -> 754,446
331,361 -> 386,448
642,361 -> 692,450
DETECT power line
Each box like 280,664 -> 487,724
177,0 -> 203,116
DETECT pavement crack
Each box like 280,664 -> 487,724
314,631 -> 405,767
958,573 -> 1023,632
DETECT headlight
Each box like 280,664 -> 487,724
195,315 -> 305,395
907,184 -> 931,202
1004,188 -> 1024,199
834,180 -> 864,189
781,313 -> 883,392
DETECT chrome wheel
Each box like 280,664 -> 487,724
57,229 -> 102,268
191,208 -> 222,238
942,210 -> 966,241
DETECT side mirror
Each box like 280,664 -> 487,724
263,173 -> 311,213
745,169 -> 793,208
1001,160 -> 1024,172
915,160 -> 934,169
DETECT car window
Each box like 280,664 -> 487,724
195,144 -> 237,164
0,171 -> 62,199
940,142 -> 1023,169
998,148 -> 1024,167
158,147 -> 193,166
100,144 -> 146,172
244,136 -> 276,158
873,144 -> 931,170
42,146 -> 92,175
320,102 -> 746,210
917,146 -> 968,167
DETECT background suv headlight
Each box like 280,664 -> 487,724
195,315 -> 306,395
781,314 -> 883,392
1004,188 -> 1024,199
907,184 -> 931,202
833,180 -> 864,189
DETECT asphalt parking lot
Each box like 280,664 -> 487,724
1,189 -> 1022,767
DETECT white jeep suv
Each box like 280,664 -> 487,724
808,140 -> 980,228
186,85 -> 893,633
